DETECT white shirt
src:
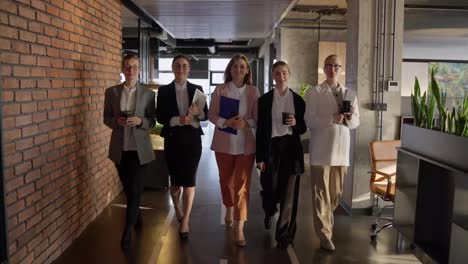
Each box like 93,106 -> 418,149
215,82 -> 249,155
169,82 -> 201,128
121,84 -> 137,151
304,81 -> 360,166
271,88 -> 294,138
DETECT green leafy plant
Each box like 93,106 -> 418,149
298,83 -> 311,98
411,69 -> 468,137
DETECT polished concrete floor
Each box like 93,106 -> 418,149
54,125 -> 421,264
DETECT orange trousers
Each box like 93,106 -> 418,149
215,152 -> 255,221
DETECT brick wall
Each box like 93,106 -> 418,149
0,0 -> 122,263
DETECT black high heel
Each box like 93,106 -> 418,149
121,227 -> 131,250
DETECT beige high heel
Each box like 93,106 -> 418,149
234,223 -> 246,247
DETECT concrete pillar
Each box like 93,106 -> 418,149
346,0 -> 404,209
280,27 -> 318,93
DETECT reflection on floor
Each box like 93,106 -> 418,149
53,125 -> 421,264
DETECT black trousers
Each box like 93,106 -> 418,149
260,135 -> 301,244
115,151 -> 147,227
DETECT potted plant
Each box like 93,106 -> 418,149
403,69 -> 468,171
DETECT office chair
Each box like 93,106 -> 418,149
369,140 -> 400,241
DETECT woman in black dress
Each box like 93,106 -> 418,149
156,54 -> 208,238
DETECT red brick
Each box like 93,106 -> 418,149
20,79 -> 35,88
22,125 -> 39,138
37,79 -> 50,88
27,233 -> 43,252
0,52 -> 19,64
18,205 -> 35,223
17,183 -> 35,200
18,6 -> 36,20
32,112 -> 47,123
32,156 -> 46,169
28,21 -> 44,34
3,78 -> 19,89
0,38 -> 12,49
25,210 -> 42,229
3,117 -> 15,129
30,44 -> 46,55
0,24 -> 18,39
12,66 -> 30,77
15,161 -> 32,175
7,197 -> 25,215
31,1 -> 46,11
20,54 -> 36,65
33,134 -> 48,145
19,30 -> 36,43
3,104 -> 21,115
30,67 -> 46,77
23,146 -> 40,160
15,114 -> 32,127
15,90 -> 32,102
37,34 -> 51,46
0,1 -> 17,15
44,26 -> 57,37
51,17 -> 63,29
9,15 -> 28,29
3,129 -> 22,142
24,169 -> 42,184
21,102 -> 37,113
37,101 -> 51,111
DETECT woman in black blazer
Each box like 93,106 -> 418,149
156,55 -> 208,238
256,61 -> 306,249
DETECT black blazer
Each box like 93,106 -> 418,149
156,81 -> 208,138
256,89 -> 307,173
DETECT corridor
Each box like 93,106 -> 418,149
53,124 -> 420,264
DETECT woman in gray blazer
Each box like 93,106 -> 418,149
103,53 -> 156,250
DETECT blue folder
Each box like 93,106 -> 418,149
219,96 -> 240,135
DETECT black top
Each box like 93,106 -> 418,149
256,89 -> 307,174
156,81 -> 208,138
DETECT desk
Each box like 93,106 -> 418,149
395,148 -> 468,264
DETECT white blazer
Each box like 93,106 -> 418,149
304,81 -> 360,166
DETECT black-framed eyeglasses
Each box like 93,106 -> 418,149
324,64 -> 342,70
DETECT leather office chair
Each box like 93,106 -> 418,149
369,140 -> 400,241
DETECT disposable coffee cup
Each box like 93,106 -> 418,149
282,112 -> 292,125
341,100 -> 351,114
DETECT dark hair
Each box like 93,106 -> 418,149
224,54 -> 252,85
272,60 -> 291,74
172,54 -> 191,66
122,53 -> 140,68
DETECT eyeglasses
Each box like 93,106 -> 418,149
123,65 -> 140,71
324,64 -> 342,70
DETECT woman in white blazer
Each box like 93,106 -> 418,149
304,54 -> 360,252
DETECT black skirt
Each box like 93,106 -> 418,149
164,126 -> 202,187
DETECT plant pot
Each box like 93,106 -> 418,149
401,124 -> 468,171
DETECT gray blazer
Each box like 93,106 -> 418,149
103,83 -> 156,165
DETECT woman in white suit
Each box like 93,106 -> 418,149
304,54 -> 360,252
103,53 -> 156,250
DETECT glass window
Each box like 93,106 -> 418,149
159,58 -> 172,71
209,58 -> 230,71
211,72 -> 224,85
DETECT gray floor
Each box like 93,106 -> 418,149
54,125 -> 421,264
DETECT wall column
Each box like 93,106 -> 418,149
346,0 -> 404,209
